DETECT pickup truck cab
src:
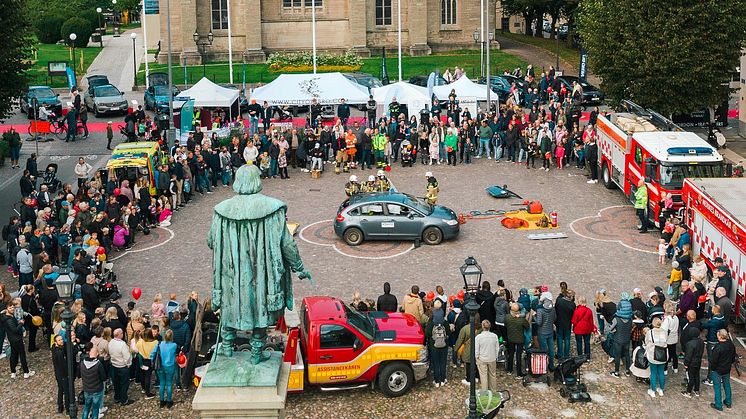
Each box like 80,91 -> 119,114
284,296 -> 428,397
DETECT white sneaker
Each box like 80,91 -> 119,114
607,356 -> 614,364
434,382 -> 440,388
488,156 -> 492,160
594,179 -> 599,183
443,379 -> 447,384
10,373 -> 16,379
657,389 -> 664,397
0,353 -> 6,359
664,370 -> 668,376
99,413 -> 105,419
100,407 -> 108,413
545,168 -> 550,171
647,389 -> 655,398
461,379 -> 469,386
673,368 -> 678,374
23,371 -> 35,379
587,180 -> 595,184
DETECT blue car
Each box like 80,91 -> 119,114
334,192 -> 460,246
20,86 -> 62,119
144,73 -> 179,113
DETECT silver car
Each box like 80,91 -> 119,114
84,84 -> 128,116
334,192 -> 460,246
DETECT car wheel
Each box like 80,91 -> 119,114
602,163 -> 615,190
343,227 -> 364,246
377,362 -> 414,397
422,227 -> 443,245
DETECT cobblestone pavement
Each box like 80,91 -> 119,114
2,157 -> 745,418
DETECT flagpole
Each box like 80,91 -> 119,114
227,0 -> 234,83
311,0 -> 317,74
397,0 -> 402,82
480,0 -> 484,79
142,1 -> 149,89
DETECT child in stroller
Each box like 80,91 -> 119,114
554,356 -> 591,403
41,163 -> 62,193
522,348 -> 551,386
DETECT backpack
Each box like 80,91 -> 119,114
432,323 -> 447,348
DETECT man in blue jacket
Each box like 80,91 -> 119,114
701,304 -> 726,386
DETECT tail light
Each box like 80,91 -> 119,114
336,214 -> 345,222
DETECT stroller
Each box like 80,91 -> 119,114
522,349 -> 551,386
554,356 -> 592,403
41,163 -> 62,193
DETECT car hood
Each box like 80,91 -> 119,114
430,204 -> 457,220
95,96 -> 126,104
373,312 -> 425,345
34,96 -> 60,105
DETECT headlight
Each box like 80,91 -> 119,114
445,219 -> 459,226
417,347 -> 428,362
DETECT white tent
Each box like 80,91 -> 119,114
250,72 -> 369,105
433,76 -> 498,115
371,81 -> 430,121
177,77 -> 240,108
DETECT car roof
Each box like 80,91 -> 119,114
347,191 -> 410,206
29,86 -> 53,90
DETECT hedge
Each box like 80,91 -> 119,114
35,15 -> 65,44
267,50 -> 363,72
61,17 -> 93,48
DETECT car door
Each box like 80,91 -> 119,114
310,323 -> 366,384
386,203 -> 423,238
357,202 -> 387,238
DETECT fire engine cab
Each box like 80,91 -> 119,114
683,178 -> 746,322
595,101 -> 724,227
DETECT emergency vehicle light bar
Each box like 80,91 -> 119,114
667,147 -> 714,156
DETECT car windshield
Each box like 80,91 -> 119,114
402,193 -> 433,214
659,163 -> 724,189
32,88 -> 56,99
344,305 -> 375,340
95,86 -> 121,97
154,86 -> 170,96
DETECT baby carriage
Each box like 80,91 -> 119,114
522,349 -> 551,386
554,356 -> 591,403
629,346 -> 651,384
464,389 -> 511,419
41,163 -> 62,193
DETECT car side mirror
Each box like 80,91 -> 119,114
353,337 -> 363,351
407,213 -> 415,219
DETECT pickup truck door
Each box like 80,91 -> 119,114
309,323 -> 368,384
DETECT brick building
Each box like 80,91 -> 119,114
157,0 -> 503,63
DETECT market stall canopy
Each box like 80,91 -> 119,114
177,77 -> 240,108
433,76 -> 498,101
371,81 -> 430,119
250,72 -> 369,105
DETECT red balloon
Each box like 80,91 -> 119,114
96,246 -> 106,255
131,287 -> 142,300
114,188 -> 121,196
457,289 -> 465,300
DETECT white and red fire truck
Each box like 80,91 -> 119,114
595,101 -> 725,227
683,178 -> 746,322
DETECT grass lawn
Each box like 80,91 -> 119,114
499,32 -> 580,69
27,43 -> 103,88
137,49 -> 528,86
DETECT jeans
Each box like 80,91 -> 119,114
221,169 -> 231,185
506,342 -> 523,375
494,145 -> 503,161
10,146 -> 20,162
249,117 -> 259,135
575,334 -> 591,359
686,367 -> 700,393
507,144 -> 517,161
665,344 -> 678,370
556,328 -> 571,360
111,366 -> 130,403
311,157 -> 323,171
158,365 -> 176,402
431,348 -> 447,383
82,390 -> 104,419
55,376 -> 69,411
359,149 -> 371,168
538,334 -> 555,370
613,341 -> 630,373
270,159 -> 278,177
650,363 -> 665,391
711,371 -> 731,409
478,139 -> 490,157
517,148 -> 527,163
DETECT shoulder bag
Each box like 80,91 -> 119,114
651,331 -> 668,363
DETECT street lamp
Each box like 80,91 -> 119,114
69,33 -> 77,78
460,256 -> 483,419
193,31 -> 214,78
131,32 -> 138,87
96,7 -> 103,48
54,271 -> 77,419
112,0 -> 118,23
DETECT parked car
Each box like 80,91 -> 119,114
343,73 -> 384,93
84,84 -> 128,116
481,75 -> 525,105
85,75 -> 110,93
20,86 -> 61,118
555,75 -> 605,105
219,84 -> 249,111
334,192 -> 460,246
144,72 -> 179,113
409,75 -> 447,87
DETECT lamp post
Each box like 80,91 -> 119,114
131,33 -> 138,88
472,29 -> 480,79
460,256 -> 483,419
193,31 -> 214,78
54,272 -> 77,419
69,33 -> 77,78
96,7 -> 103,47
112,0 -> 118,23
486,31 -> 493,110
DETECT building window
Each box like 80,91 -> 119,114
282,0 -> 322,7
441,0 -> 456,25
211,0 -> 228,29
303,0 -> 322,6
376,0 -> 392,26
283,0 -> 301,6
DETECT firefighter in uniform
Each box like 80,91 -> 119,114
362,175 -> 377,193
376,170 -> 391,192
366,95 -> 377,128
345,175 -> 361,197
388,97 -> 401,120
425,171 -> 439,205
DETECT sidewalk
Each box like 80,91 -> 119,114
84,27 -> 144,93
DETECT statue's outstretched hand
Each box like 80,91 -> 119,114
298,271 -> 314,284
211,290 -> 222,310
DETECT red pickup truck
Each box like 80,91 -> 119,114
283,296 -> 429,397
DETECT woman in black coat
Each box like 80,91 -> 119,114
51,335 -> 69,413
20,285 -> 40,352
1,304 -> 32,377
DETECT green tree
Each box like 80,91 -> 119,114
578,0 -> 746,116
0,0 -> 33,120
501,0 -> 547,36
61,17 -> 94,48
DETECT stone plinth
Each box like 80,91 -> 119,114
192,352 -> 290,419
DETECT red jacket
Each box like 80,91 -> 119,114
571,305 -> 597,335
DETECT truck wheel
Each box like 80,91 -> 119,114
343,227 -> 364,246
377,362 -> 414,397
422,227 -> 443,245
602,163 -> 614,190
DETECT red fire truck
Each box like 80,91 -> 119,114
595,101 -> 725,227
683,178 -> 746,322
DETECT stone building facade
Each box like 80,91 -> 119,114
157,0 -> 500,63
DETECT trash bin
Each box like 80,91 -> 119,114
157,114 -> 170,131
91,32 -> 102,43
113,23 -> 121,37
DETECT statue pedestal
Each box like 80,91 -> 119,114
192,352 -> 290,418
